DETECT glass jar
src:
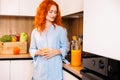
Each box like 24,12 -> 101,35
71,40 -> 82,66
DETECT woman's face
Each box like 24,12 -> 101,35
46,5 -> 57,22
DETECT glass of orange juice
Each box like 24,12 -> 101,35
13,46 -> 20,55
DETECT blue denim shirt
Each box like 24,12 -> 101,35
29,25 -> 69,80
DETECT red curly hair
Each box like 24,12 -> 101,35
34,0 -> 64,32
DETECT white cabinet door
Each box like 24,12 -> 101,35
19,0 -> 33,16
56,0 -> 83,16
0,0 -> 83,16
63,70 -> 79,80
0,0 -> 19,15
19,0 -> 42,16
83,0 -> 120,60
0,0 -> 42,16
0,61 -> 10,80
11,60 -> 33,80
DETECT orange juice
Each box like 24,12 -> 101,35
71,50 -> 81,66
13,47 -> 20,55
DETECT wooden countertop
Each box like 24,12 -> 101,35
0,53 -> 83,78
63,63 -> 83,78
0,53 -> 32,59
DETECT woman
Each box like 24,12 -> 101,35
29,0 -> 69,80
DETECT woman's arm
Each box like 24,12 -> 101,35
59,28 -> 69,59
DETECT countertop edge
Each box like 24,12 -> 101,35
0,53 -> 32,60
63,63 -> 83,78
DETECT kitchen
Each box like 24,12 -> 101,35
0,0 -> 120,80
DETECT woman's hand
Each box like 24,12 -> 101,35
35,49 -> 45,56
43,49 -> 61,59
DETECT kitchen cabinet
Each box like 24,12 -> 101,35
56,0 -> 83,16
11,60 -> 33,80
0,0 -> 19,15
0,0 -> 42,16
0,61 -> 10,80
83,0 -> 120,61
0,60 -> 33,80
63,70 -> 79,80
19,0 -> 35,16
19,0 -> 42,16
0,0 -> 83,16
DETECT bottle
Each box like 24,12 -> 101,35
71,36 -> 82,66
